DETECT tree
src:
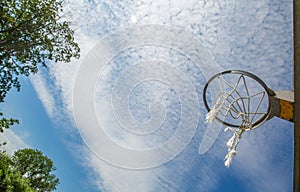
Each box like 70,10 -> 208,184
0,0 -> 80,133
0,0 -> 80,102
0,152 -> 34,192
0,149 -> 59,192
12,148 -> 59,192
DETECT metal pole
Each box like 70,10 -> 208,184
293,0 -> 300,191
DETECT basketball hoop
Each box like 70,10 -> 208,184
203,70 -> 294,167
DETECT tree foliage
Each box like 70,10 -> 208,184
0,112 -> 19,133
12,148 -> 59,192
0,0 -> 80,131
0,152 -> 34,192
0,0 -> 80,102
0,149 -> 59,192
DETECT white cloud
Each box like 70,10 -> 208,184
89,156 -> 160,192
232,119 -> 293,192
30,73 -> 55,118
0,129 -> 29,155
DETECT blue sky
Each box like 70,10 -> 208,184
0,0 -> 294,192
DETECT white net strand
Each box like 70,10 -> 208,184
205,96 -> 224,123
224,148 -> 237,168
224,127 -> 245,167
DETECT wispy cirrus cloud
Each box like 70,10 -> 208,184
0,129 -> 28,155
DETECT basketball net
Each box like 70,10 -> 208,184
205,75 -> 266,167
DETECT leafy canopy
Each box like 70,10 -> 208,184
0,0 -> 80,131
12,149 -> 59,192
0,152 -> 34,192
0,149 -> 59,192
0,0 -> 80,101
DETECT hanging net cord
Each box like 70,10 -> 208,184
205,74 -> 268,167
223,127 -> 244,167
